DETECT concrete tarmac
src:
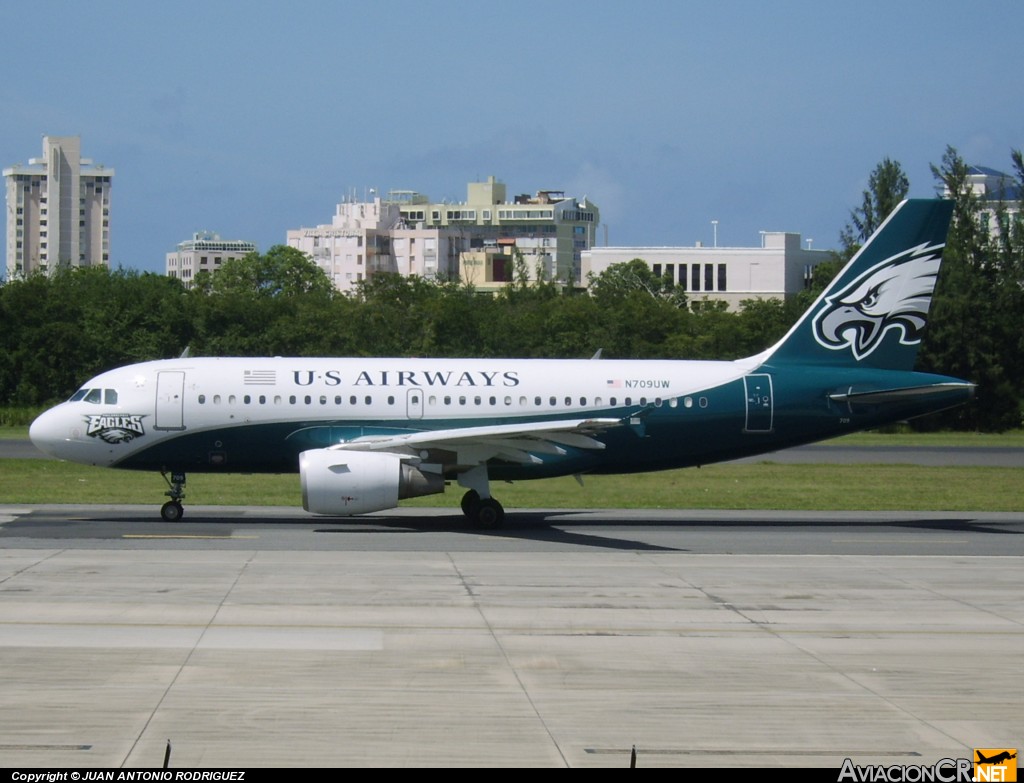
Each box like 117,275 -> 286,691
0,505 -> 1021,769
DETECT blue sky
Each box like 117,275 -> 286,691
3,1 -> 1022,274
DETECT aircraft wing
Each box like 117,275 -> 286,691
329,418 -> 623,465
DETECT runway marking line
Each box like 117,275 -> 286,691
122,534 -> 259,540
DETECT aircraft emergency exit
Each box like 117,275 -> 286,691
30,200 -> 973,527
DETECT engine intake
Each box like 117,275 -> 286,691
299,448 -> 444,516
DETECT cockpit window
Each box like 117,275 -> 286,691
69,388 -> 118,404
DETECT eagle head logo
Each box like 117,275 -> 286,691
812,243 -> 942,361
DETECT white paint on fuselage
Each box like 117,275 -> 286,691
30,356 -> 755,467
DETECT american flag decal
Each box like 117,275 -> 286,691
243,370 -> 277,385
606,379 -> 621,388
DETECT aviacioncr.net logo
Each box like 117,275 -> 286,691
813,243 -> 942,361
838,757 -> 972,782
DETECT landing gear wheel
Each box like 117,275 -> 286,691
160,470 -> 187,522
460,489 -> 481,516
161,501 -> 184,522
471,498 -> 504,529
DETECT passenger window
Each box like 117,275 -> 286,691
350,396 -> 357,405
564,396 -> 571,406
104,389 -> 118,405
387,396 -> 395,405
610,397 -> 617,406
198,395 -> 206,404
364,396 -> 372,405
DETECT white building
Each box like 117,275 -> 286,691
581,232 -> 829,310
286,195 -> 461,292
960,165 -> 1021,235
166,231 -> 258,288
4,136 -> 113,277
287,177 -> 599,292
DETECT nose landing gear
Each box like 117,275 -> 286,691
160,470 -> 187,522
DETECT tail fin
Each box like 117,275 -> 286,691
762,199 -> 954,371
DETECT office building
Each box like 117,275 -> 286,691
166,231 -> 258,288
581,231 -> 829,310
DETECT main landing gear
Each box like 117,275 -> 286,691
160,470 -> 187,522
460,490 -> 505,529
457,465 -> 505,529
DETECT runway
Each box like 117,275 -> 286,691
0,504 -> 1021,768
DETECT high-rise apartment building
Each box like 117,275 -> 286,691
3,136 -> 114,277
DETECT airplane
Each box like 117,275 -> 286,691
976,751 -> 1017,765
30,199 -> 973,527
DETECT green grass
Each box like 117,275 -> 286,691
4,424 -> 1021,511
1,459 -> 1020,512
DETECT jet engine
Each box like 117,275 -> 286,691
299,448 -> 445,516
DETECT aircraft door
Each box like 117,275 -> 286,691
406,388 -> 424,420
155,371 -> 186,431
743,374 -> 773,433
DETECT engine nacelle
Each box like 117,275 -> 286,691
299,448 -> 445,516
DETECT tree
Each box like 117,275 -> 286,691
200,245 -> 334,298
918,146 -> 1022,430
588,259 -> 688,308
839,158 -> 910,260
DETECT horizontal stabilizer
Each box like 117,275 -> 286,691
829,382 -> 975,405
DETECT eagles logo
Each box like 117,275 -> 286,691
85,414 -> 146,444
812,243 -> 942,361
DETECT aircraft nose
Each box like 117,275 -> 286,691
29,406 -> 80,459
